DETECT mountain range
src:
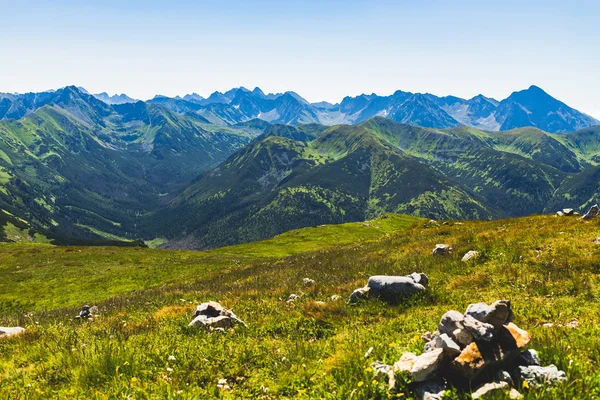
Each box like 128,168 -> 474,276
1,85 -> 600,249
2,85 -> 597,133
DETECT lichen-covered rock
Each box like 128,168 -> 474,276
0,327 -> 25,338
432,244 -> 452,256
412,348 -> 444,382
461,250 -> 480,262
516,365 -> 566,386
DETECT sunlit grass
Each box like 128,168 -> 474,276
1,214 -> 600,398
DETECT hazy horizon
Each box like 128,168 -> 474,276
1,0 -> 599,118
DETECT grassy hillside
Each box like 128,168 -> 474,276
1,213 -> 600,398
160,118 -> 600,249
0,87 -> 259,244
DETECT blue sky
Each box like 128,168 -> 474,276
1,0 -> 599,117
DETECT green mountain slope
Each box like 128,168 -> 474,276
155,117 -> 600,249
0,87 -> 260,243
157,123 -> 490,248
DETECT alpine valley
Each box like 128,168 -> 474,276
0,84 -> 599,249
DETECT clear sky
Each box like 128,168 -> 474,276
1,0 -> 599,117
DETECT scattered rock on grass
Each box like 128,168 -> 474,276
461,250 -> 480,262
432,244 -> 452,256
189,301 -> 246,330
348,286 -> 370,303
557,208 -> 575,217
582,204 -> 599,220
348,272 -> 429,304
0,327 -> 25,338
287,294 -> 299,303
75,305 -> 99,320
303,277 -> 316,286
367,274 -> 428,301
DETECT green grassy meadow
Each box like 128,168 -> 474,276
1,213 -> 600,399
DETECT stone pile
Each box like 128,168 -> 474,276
348,273 -> 428,304
372,300 -> 566,399
188,301 -> 246,331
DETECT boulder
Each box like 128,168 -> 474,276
393,352 -> 418,374
465,300 -> 513,328
582,204 -> 599,220
461,315 -> 495,342
410,272 -> 430,287
556,211 -> 565,217
348,286 -> 370,303
461,251 -> 480,262
516,365 -> 566,387
434,333 -> 462,356
438,310 -> 464,337
366,274 -> 427,301
189,301 -> 246,329
287,294 -> 299,303
453,328 -> 475,348
562,208 -> 574,216
0,327 -> 25,338
371,361 -> 396,391
412,348 -> 444,382
432,244 -> 452,256
502,323 -> 531,348
75,305 -> 98,320
413,380 -> 447,400
190,315 -> 233,329
303,278 -> 316,286
516,349 -> 540,367
471,381 -> 509,399
471,381 -> 522,399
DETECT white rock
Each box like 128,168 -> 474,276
411,348 -> 444,382
461,250 -> 480,262
0,327 -> 25,337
